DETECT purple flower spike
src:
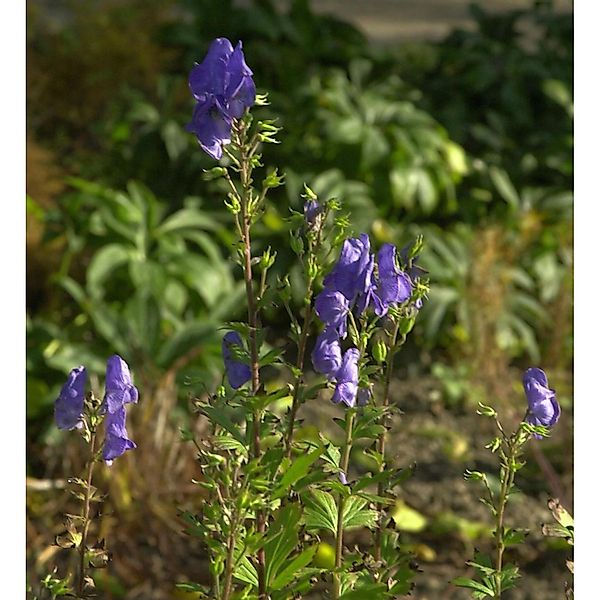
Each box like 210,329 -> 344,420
104,355 -> 139,415
103,406 -> 136,466
311,327 -> 342,379
55,366 -> 87,430
187,38 -> 255,159
332,348 -> 360,408
523,367 -> 560,437
222,332 -> 252,389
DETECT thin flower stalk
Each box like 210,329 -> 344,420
77,428 -> 97,597
333,410 -> 355,599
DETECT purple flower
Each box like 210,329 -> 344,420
222,332 -> 252,389
523,368 -> 560,436
103,405 -> 136,466
55,366 -> 87,430
311,327 -> 342,379
324,234 -> 373,305
332,348 -> 360,408
104,355 -> 139,414
186,38 -> 256,159
315,289 -> 349,338
372,244 -> 412,317
304,200 -> 321,226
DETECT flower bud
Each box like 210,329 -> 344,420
372,339 -> 388,363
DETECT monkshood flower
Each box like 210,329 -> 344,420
523,367 -> 560,436
372,243 -> 412,317
186,38 -> 256,159
304,199 -> 321,226
323,233 -> 373,305
222,331 -> 252,389
103,405 -> 136,466
55,366 -> 87,430
332,348 -> 360,408
315,289 -> 349,338
104,354 -> 139,414
311,326 -> 342,379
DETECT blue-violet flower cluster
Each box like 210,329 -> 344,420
312,234 -> 414,407
186,38 -> 256,160
54,355 -> 138,465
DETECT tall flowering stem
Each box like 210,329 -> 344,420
284,200 -> 329,457
374,320 -> 402,562
77,427 -> 98,597
333,409 -> 355,599
228,120 -> 267,599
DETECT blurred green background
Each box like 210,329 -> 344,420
26,1 -> 573,598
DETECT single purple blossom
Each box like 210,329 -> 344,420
311,327 -> 342,379
55,366 -> 87,430
103,405 -> 136,466
186,38 -> 255,159
104,355 -> 139,415
304,200 -> 321,226
314,289 -> 349,338
332,348 -> 360,408
339,472 -> 348,485
222,331 -> 252,389
372,244 -> 412,316
523,367 -> 560,437
324,234 -> 373,304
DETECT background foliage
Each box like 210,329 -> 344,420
26,0 -> 572,597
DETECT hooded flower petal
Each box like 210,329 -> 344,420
186,99 -> 232,160
523,367 -> 560,435
225,41 -> 256,118
315,289 -> 349,337
311,327 -> 342,379
103,405 -> 136,465
372,244 -> 412,316
55,366 -> 87,430
189,37 -> 234,100
324,234 -> 372,302
332,348 -> 360,408
104,355 -> 139,415
303,200 -> 322,227
222,332 -> 252,389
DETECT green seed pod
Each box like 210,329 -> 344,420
373,339 -> 388,363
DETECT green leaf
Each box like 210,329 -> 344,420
156,321 -> 216,369
270,545 -> 317,591
342,496 -> 378,530
452,577 -> 495,596
273,446 -> 323,499
87,243 -> 131,298
264,504 -> 302,588
199,404 -> 245,444
304,490 -> 338,535
234,555 -> 259,587
489,166 -> 520,209
157,208 -> 218,234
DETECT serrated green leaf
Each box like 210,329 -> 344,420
304,490 -> 338,535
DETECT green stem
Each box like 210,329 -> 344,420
493,429 -> 521,598
284,284 -> 315,458
235,123 -> 267,600
374,322 -> 401,563
333,411 -> 355,599
77,430 -> 97,598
